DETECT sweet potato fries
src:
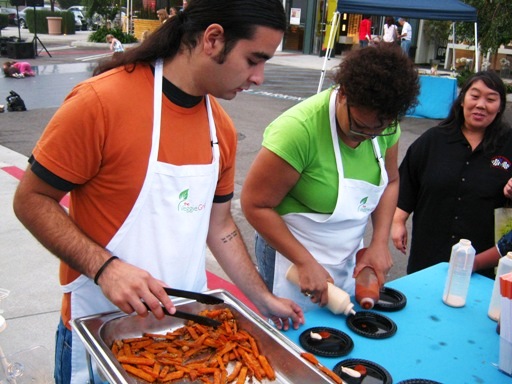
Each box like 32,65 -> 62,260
111,308 -> 276,383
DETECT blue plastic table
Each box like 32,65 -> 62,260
282,263 -> 507,383
406,76 -> 458,119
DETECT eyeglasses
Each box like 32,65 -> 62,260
346,103 -> 398,138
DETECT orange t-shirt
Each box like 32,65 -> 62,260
32,64 -> 237,327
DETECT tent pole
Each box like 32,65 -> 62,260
317,11 -> 340,94
452,23 -> 456,72
473,22 -> 479,72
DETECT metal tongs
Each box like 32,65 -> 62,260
143,287 -> 224,327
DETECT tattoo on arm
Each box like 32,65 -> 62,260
221,230 -> 238,244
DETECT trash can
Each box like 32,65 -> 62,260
47,16 -> 62,35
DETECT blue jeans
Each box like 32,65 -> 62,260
359,40 -> 368,48
54,318 -> 72,384
255,233 -> 276,292
401,39 -> 412,56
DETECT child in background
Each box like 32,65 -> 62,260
3,61 -> 35,78
106,34 -> 124,53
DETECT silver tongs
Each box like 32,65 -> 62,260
144,288 -> 224,327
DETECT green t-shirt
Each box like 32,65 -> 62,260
263,89 -> 400,216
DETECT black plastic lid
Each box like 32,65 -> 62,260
334,358 -> 393,384
396,380 -> 443,384
346,311 -> 397,339
299,327 -> 354,357
373,286 -> 407,312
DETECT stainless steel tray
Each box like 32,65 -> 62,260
71,289 -> 333,383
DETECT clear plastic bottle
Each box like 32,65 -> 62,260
355,248 -> 380,310
285,264 -> 356,316
443,239 -> 476,307
488,252 -> 512,321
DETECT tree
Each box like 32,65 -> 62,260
456,0 -> 512,55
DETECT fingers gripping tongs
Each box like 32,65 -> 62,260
144,288 -> 224,327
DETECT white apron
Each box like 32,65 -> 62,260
273,89 -> 388,312
63,59 -> 220,383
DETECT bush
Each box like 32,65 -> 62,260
25,9 -> 75,35
0,14 -> 8,30
88,27 -> 137,44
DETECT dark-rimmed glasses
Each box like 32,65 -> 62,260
346,103 -> 398,138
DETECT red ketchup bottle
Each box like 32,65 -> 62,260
355,248 -> 380,310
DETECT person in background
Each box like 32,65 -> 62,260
2,61 -> 35,78
392,71 -> 512,279
382,16 -> 398,44
13,0 -> 303,382
474,178 -> 512,272
106,34 -> 124,53
358,14 -> 372,48
398,17 -> 412,55
157,8 -> 169,23
183,0 -> 188,9
241,45 -> 419,311
170,6 -> 179,17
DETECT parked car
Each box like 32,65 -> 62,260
68,5 -> 101,30
15,5 -> 62,29
0,7 -> 17,25
67,8 -> 86,30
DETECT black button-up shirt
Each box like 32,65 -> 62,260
398,125 -> 512,276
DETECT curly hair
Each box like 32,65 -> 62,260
439,70 -> 510,154
332,44 -> 419,120
93,0 -> 286,76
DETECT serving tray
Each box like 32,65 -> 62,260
71,289 -> 336,383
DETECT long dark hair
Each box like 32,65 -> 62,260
93,0 -> 286,76
439,71 -> 510,153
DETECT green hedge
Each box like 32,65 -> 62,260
25,9 -> 75,35
0,14 -> 8,30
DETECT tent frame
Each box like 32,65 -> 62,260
318,12 -> 479,93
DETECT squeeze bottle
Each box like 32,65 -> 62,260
355,248 -> 380,310
442,239 -> 476,307
488,252 -> 512,321
285,264 -> 356,316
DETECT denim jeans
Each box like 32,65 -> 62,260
54,318 -> 72,384
255,233 -> 276,292
401,39 -> 412,56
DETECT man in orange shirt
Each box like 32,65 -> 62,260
359,14 -> 372,48
13,0 -> 304,382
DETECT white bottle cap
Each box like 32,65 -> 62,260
344,302 -> 356,316
360,297 -> 375,310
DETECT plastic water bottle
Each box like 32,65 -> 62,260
355,248 -> 380,310
443,239 -> 476,307
488,252 -> 512,321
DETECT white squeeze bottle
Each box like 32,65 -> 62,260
286,264 -> 356,316
443,239 -> 476,307
488,252 -> 512,321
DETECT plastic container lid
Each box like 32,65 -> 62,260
299,327 -> 354,357
334,358 -> 393,384
346,311 -> 397,339
373,286 -> 407,312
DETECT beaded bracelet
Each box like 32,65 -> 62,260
94,256 -> 119,285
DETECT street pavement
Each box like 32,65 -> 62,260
0,27 -> 510,379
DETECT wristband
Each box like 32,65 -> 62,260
94,256 -> 119,285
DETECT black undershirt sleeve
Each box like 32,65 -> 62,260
28,156 -> 79,192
